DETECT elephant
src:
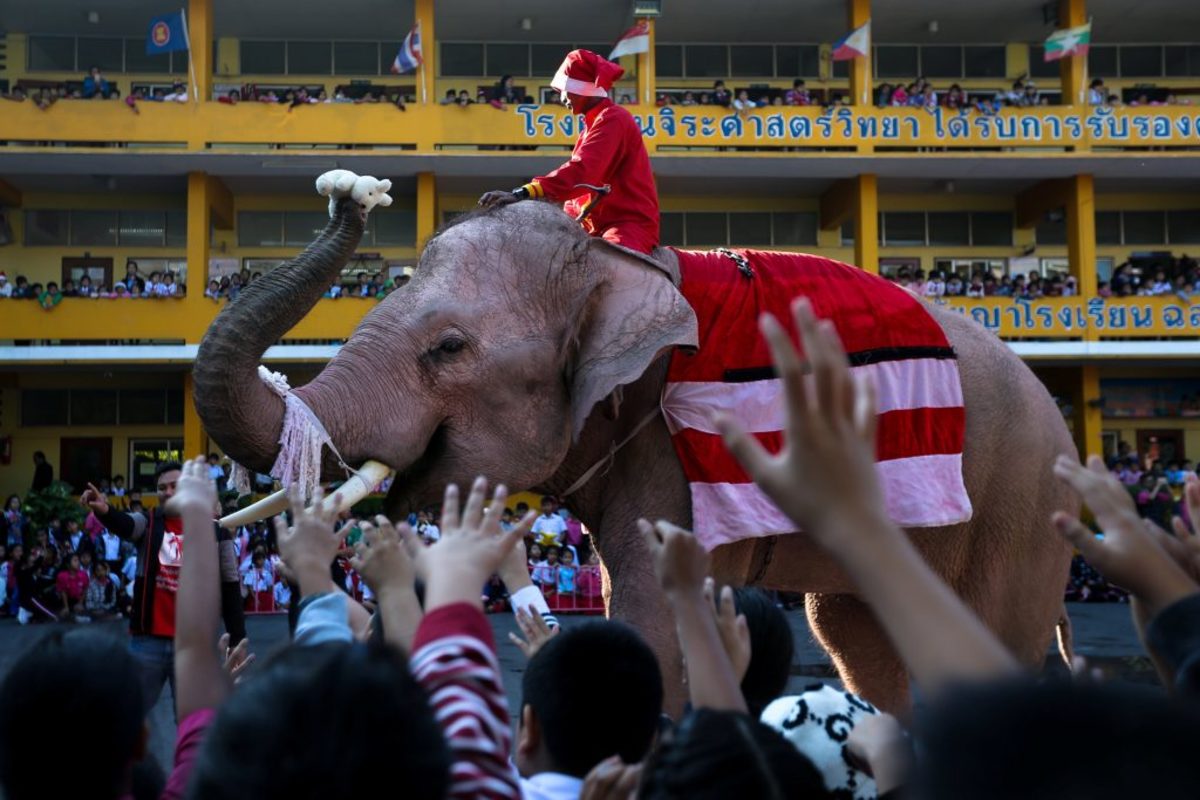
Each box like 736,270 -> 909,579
194,171 -> 1076,713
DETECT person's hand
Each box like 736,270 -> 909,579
638,519 -> 710,599
704,577 -> 751,682
580,756 -> 642,800
165,457 -> 218,519
218,633 -> 256,683
498,532 -> 534,590
1052,455 -> 1197,616
274,485 -> 342,594
1155,475 -> 1200,582
477,190 -> 521,209
846,713 -> 910,794
80,482 -> 110,516
350,515 -> 417,600
508,604 -> 560,660
414,478 -> 534,611
713,299 -> 884,543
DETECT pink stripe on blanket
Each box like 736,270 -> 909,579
688,453 -> 973,551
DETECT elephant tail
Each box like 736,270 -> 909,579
1055,604 -> 1075,668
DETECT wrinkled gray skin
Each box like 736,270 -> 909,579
195,197 -> 1076,713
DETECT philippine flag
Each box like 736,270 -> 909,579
391,24 -> 423,74
831,21 -> 871,61
608,21 -> 650,61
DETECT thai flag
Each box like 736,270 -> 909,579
832,21 -> 871,61
608,21 -> 650,61
390,24 -> 422,74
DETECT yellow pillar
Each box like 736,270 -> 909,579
186,171 -> 212,334
183,371 -> 208,461
1065,174 -> 1098,299
636,18 -> 657,106
415,0 -> 436,104
1071,365 -> 1103,459
416,172 -> 437,249
187,0 -> 213,102
847,0 -> 872,107
1059,0 -> 1087,107
854,174 -> 878,274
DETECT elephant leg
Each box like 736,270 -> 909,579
804,592 -> 911,714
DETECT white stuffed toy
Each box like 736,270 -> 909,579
314,169 -> 393,221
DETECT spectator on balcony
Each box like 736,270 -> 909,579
732,89 -> 757,114
923,271 -> 947,298
890,83 -> 909,106
61,279 -> 78,297
82,66 -> 112,99
440,89 -> 457,105
712,80 -> 731,107
1018,82 -> 1040,107
163,82 -> 188,102
38,282 -> 63,310
874,83 -> 893,107
965,276 -> 985,298
205,279 -> 221,300
785,79 -> 811,106
456,89 -> 473,106
0,273 -> 10,298
681,91 -> 697,106
77,274 -> 93,296
492,74 -> 520,107
1150,271 -> 1173,295
945,275 -> 965,297
943,83 -> 966,110
1088,78 -> 1106,105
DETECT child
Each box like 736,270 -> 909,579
272,576 -> 292,610
84,560 -> 121,620
242,551 -> 274,612
55,553 -> 89,620
530,546 -> 557,591
555,548 -> 578,597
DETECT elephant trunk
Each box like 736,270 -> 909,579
194,197 -> 365,474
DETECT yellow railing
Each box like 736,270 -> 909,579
2,101 -> 1199,151
1,295 -> 1196,344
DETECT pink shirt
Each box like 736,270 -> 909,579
55,568 -> 89,600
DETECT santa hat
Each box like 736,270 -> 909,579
551,49 -> 624,98
0,272 -> 6,280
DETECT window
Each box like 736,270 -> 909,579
371,210 -> 417,247
730,46 -> 774,76
119,390 -> 168,424
76,37 -> 123,72
881,212 -> 925,246
24,210 -> 69,246
379,42 -> 404,74
927,212 -> 970,246
1165,45 -> 1200,77
333,41 -> 378,75
964,46 -> 1006,78
72,211 -> 119,246
71,390 -> 119,426
832,59 -> 849,79
775,45 -> 820,78
440,43 -> 484,76
921,46 -> 962,78
28,36 -> 75,71
238,211 -> 285,247
969,212 -> 1013,246
287,41 -> 332,74
686,212 -> 726,246
1028,46 -> 1059,79
533,44 -> 566,75
1168,210 -> 1200,244
1088,46 -> 1118,77
118,211 -> 167,247
660,212 -> 684,246
241,41 -> 286,74
1122,211 -> 1165,244
840,220 -> 855,246
21,390 -> 69,427
684,45 -> 727,77
166,211 -> 187,248
1096,211 -> 1122,245
1119,45 -> 1162,77
487,43 -> 529,77
130,439 -> 184,493
875,45 -> 918,78
124,38 -> 173,73
284,212 -> 329,246
728,212 -> 772,244
1036,214 -> 1067,246
772,212 -> 818,246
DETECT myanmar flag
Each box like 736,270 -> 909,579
1043,22 -> 1091,61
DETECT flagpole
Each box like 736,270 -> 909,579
419,22 -> 427,105
179,7 -> 198,103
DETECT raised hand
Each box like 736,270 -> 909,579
1052,454 -> 1197,617
80,482 -> 110,516
580,756 -> 643,800
274,485 -> 343,594
714,298 -> 883,542
704,577 -> 751,682
165,456 -> 218,519
638,519 -> 710,599
350,515 -> 417,599
218,633 -> 256,684
508,605 -> 560,660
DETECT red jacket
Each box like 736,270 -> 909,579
529,98 -> 659,254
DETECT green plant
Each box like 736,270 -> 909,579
23,480 -> 86,533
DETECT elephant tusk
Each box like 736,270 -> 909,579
216,460 -> 393,529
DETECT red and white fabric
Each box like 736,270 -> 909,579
664,248 -> 972,551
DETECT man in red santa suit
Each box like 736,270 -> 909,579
478,49 -> 660,254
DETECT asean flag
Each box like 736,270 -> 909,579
146,10 -> 189,55
832,20 -> 870,61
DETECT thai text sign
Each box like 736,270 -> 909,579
934,297 -> 1200,338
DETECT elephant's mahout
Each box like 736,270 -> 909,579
196,170 -> 1075,712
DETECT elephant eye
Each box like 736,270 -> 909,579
435,336 -> 466,356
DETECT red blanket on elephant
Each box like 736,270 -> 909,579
664,248 -> 972,551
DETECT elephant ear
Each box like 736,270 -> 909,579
568,239 -> 697,438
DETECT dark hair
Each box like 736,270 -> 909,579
521,621 -> 663,777
639,709 -> 830,800
734,588 -> 794,717
154,461 -> 182,482
0,630 -> 143,799
914,679 -> 1200,800
189,641 -> 449,799
32,451 -> 45,461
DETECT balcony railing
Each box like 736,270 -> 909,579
2,101 -> 1199,152
0,295 -> 1196,344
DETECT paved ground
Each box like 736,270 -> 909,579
0,601 -> 1151,769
